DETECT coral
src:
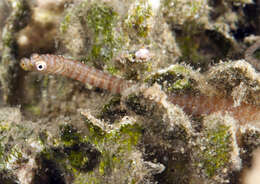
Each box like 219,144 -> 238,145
1,0 -> 260,183
59,1 -> 121,67
192,114 -> 241,183
162,0 -> 210,26
124,0 -> 153,39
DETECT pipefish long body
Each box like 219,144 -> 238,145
20,54 -> 133,94
20,54 -> 260,125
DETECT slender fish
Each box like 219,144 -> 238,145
20,54 -> 133,94
20,54 -> 260,125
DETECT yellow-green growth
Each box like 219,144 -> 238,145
98,96 -> 125,123
60,124 -> 81,147
85,4 -> 119,63
200,124 -> 232,177
177,30 -> 204,66
77,119 -> 143,183
60,13 -> 71,33
125,1 -> 152,38
125,94 -> 155,115
145,65 -> 194,93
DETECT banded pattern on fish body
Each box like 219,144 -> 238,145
20,54 -> 260,126
20,54 -> 133,94
170,94 -> 260,125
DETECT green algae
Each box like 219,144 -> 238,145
124,1 -> 152,38
40,124 -> 99,172
177,31 -> 204,67
145,65 -> 195,93
0,118 -> 37,172
40,118 -> 143,181
106,65 -> 120,75
84,118 -> 142,150
198,124 -> 232,178
125,94 -> 155,116
93,123 -> 142,183
85,4 -> 119,64
60,124 -> 81,147
24,104 -> 42,116
60,13 -> 71,33
53,118 -> 143,183
162,0 -> 209,25
59,1 -> 123,74
98,95 -> 126,123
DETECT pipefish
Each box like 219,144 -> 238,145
20,54 -> 133,94
20,54 -> 260,125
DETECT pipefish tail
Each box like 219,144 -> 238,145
245,39 -> 260,71
169,94 -> 260,126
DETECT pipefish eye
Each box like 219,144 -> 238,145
35,61 -> 47,71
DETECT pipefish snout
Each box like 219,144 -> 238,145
20,54 -> 133,94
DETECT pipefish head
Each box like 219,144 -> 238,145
20,54 -> 47,72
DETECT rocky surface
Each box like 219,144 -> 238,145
0,0 -> 260,183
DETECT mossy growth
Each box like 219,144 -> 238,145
162,0 -> 209,25
97,123 -> 143,173
145,65 -> 195,94
125,94 -> 155,116
240,128 -> 260,168
0,120 -> 36,172
198,124 -> 232,178
23,104 -> 42,116
124,61 -> 153,81
177,31 -> 204,67
41,124 -> 101,172
83,119 -> 106,147
47,119 -> 143,181
124,1 -> 152,39
84,119 -> 143,151
98,95 -> 127,123
84,4 -> 120,65
68,119 -> 143,183
60,13 -> 71,33
0,143 -> 24,172
60,124 -> 81,147
252,48 -> 260,61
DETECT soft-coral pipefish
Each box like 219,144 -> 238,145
20,54 -> 260,126
20,54 -> 133,94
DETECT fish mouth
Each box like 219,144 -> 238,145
20,58 -> 34,71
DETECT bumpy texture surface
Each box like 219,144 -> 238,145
1,0 -> 260,184
245,38 -> 260,71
